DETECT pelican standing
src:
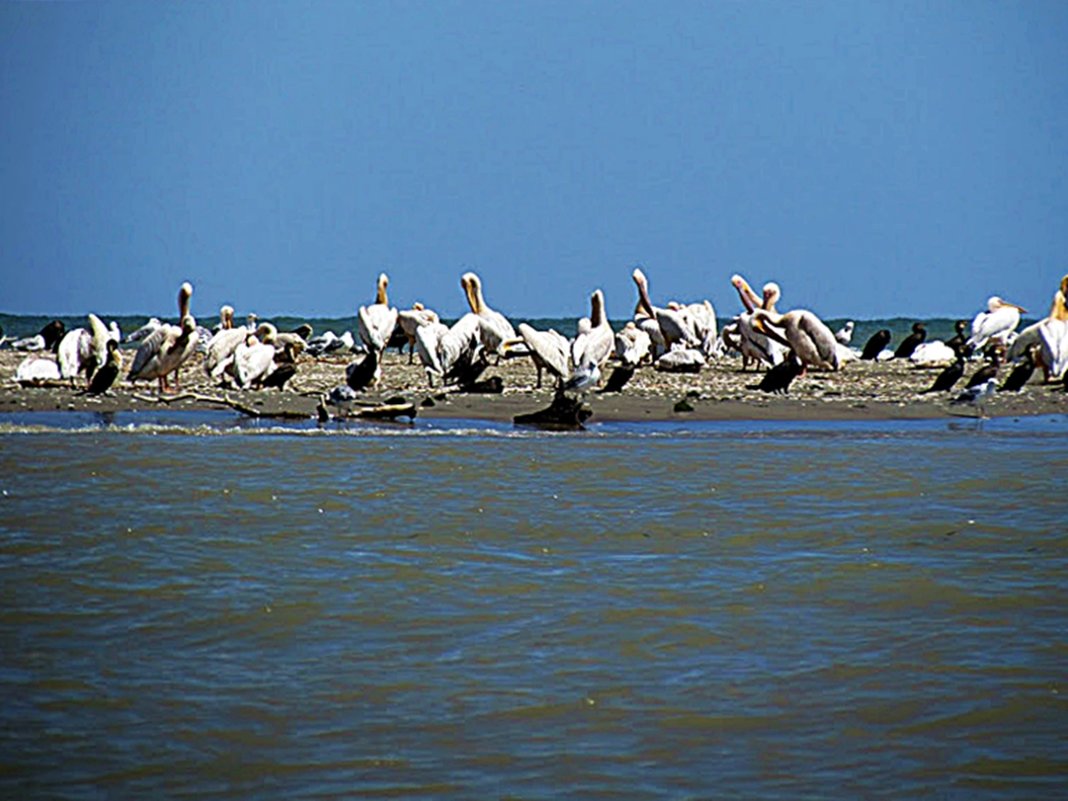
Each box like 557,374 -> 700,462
516,323 -> 569,389
463,272 -> 516,357
357,273 -> 399,385
570,289 -> 614,377
127,314 -> 200,392
397,303 -> 440,363
1034,275 -> 1068,381
204,305 -> 248,382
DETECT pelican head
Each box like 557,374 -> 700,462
178,282 -> 194,318
762,282 -> 781,311
590,289 -> 607,327
989,296 -> 1027,314
256,322 -> 278,345
220,305 -> 235,330
375,273 -> 390,305
462,272 -> 484,314
412,301 -> 424,311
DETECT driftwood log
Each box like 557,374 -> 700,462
514,393 -> 592,430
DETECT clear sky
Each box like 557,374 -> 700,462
2,1 -> 1067,320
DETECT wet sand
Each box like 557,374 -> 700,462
2,347 -> 1065,424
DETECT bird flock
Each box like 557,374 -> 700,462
6,271 -> 1068,413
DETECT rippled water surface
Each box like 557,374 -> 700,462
2,414 -> 1067,799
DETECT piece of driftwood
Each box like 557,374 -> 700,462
132,391 -> 311,420
345,402 -> 418,421
514,393 -> 592,430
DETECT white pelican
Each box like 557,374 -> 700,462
1013,274 -> 1068,380
462,272 -> 516,357
233,326 -> 279,388
570,289 -> 614,376
57,313 -> 110,386
966,296 -> 1026,353
729,274 -> 786,369
15,357 -> 61,385
615,321 -> 651,367
910,340 -> 958,367
1038,321 -> 1068,382
752,308 -> 840,371
397,303 -> 440,363
632,268 -> 699,352
655,347 -> 705,373
516,323 -> 569,389
415,313 -> 482,387
204,306 -> 249,382
357,273 -> 399,381
127,314 -> 200,392
127,318 -> 161,343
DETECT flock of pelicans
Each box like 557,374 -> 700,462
5,269 -> 1068,416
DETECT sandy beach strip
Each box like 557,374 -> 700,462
2,348 -> 1065,424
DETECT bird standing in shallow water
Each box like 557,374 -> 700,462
950,378 -> 997,418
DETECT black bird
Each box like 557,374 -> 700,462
748,354 -> 804,394
445,348 -> 489,388
597,365 -> 636,394
920,355 -> 964,394
85,340 -> 122,395
945,319 -> 969,357
860,329 -> 892,360
1000,346 -> 1036,392
262,363 -> 297,391
965,347 -> 1003,389
345,348 -> 378,392
894,322 -> 927,359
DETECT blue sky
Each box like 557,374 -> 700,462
2,1 -> 1067,320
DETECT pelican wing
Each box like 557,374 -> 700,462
358,304 -> 399,353
57,328 -> 89,379
796,311 -> 839,368
1039,318 -> 1068,380
519,323 -> 569,379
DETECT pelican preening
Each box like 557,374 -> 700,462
57,313 -> 111,387
752,308 -> 840,372
463,272 -> 516,358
